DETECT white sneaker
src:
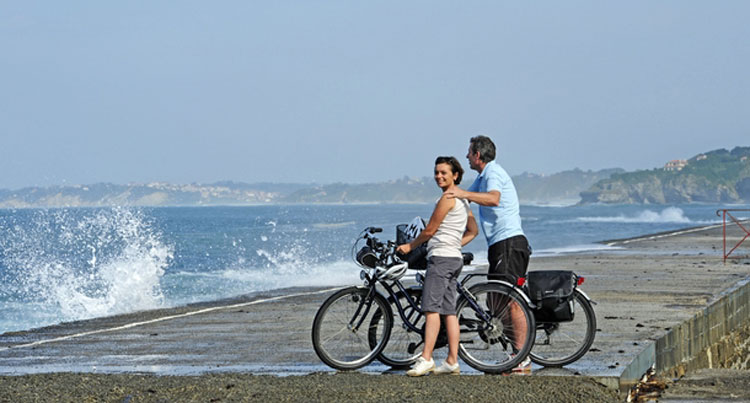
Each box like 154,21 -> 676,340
406,357 -> 435,377
433,360 -> 460,375
511,356 -> 532,375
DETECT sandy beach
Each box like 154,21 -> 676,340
1,222 -> 749,402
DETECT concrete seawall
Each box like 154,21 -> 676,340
531,223 -> 750,392
657,276 -> 750,374
618,274 -> 750,390
599,224 -> 750,391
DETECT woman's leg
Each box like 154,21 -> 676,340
444,314 -> 459,365
421,312 -> 440,360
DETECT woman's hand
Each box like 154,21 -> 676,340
396,243 -> 412,255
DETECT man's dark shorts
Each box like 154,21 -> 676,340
422,256 -> 463,316
488,235 -> 531,282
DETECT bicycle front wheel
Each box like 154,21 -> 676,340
457,282 -> 535,374
529,289 -> 596,367
312,286 -> 393,370
372,288 -> 424,368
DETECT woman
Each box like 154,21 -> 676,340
396,156 -> 478,376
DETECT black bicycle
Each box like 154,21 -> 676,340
354,235 -> 598,369
311,227 -> 536,374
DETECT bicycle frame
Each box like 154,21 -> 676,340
459,273 -> 536,308
314,226 -> 540,373
364,270 -> 536,337
345,283 -> 380,332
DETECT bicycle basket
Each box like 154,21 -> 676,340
396,217 -> 428,270
355,246 -> 378,268
527,270 -> 577,322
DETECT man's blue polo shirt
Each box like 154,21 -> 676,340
467,160 -> 524,246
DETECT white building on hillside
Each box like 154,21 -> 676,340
664,159 -> 688,171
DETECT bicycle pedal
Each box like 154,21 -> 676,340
407,342 -> 419,354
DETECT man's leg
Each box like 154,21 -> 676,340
486,240 -> 506,314
488,237 -> 531,352
507,236 -> 531,352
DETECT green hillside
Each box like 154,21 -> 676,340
580,147 -> 750,204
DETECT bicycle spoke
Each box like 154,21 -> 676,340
529,291 -> 596,367
458,283 -> 535,373
375,289 -> 424,368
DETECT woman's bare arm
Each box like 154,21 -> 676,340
396,195 -> 454,255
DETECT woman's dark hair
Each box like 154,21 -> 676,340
435,156 -> 464,185
470,135 -> 496,163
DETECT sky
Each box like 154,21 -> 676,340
1,1 -> 749,190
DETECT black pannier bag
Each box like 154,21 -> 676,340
527,270 -> 578,322
396,217 -> 427,270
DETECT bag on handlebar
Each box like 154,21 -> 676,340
396,217 -> 428,270
527,270 -> 577,322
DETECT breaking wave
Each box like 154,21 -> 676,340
577,207 -> 706,224
0,208 -> 171,331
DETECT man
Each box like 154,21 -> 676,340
445,135 -> 532,374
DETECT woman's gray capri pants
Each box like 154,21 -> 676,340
421,255 -> 463,316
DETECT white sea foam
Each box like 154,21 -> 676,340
311,221 -> 356,229
222,260 -> 360,289
158,234 -> 362,307
0,208 -> 171,328
163,260 -> 360,306
522,201 -> 579,208
533,243 -> 625,256
577,207 -> 708,224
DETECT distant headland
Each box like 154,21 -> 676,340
1,147 -> 748,208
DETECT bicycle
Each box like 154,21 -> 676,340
311,227 -> 536,374
367,250 -> 597,369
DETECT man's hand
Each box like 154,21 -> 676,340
446,188 -> 500,206
396,243 -> 412,255
444,188 -> 467,200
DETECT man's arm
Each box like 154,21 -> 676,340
461,209 -> 478,246
444,188 -> 500,207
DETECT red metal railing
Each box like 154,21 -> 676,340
716,209 -> 750,263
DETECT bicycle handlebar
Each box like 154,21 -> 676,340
356,228 -> 404,268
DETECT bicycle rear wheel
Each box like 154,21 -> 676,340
529,289 -> 596,367
457,282 -> 535,374
312,286 -> 392,370
372,288 -> 424,368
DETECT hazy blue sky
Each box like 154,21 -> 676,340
2,1 -> 748,189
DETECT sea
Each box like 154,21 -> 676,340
1,203 -> 748,335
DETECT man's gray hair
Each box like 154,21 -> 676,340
470,135 -> 496,163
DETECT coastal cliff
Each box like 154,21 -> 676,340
580,147 -> 750,204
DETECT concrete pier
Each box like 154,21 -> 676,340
1,223 -> 749,396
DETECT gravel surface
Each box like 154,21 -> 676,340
0,372 -> 621,402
